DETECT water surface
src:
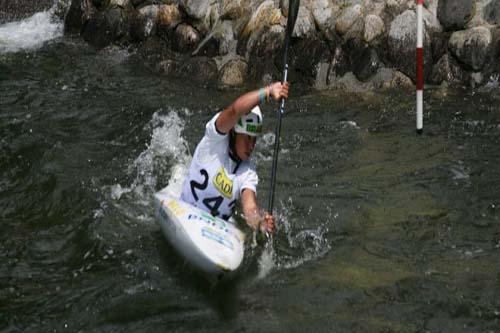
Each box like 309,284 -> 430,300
1,11 -> 500,333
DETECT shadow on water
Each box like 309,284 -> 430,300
154,233 -> 243,321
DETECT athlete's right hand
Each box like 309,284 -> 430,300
269,82 -> 289,101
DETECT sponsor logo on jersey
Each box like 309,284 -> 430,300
213,167 -> 233,198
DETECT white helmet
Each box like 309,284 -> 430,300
234,106 -> 263,137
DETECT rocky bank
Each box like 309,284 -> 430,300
63,0 -> 500,90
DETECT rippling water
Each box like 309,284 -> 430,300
1,10 -> 500,333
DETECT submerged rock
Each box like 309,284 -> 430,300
158,55 -> 218,83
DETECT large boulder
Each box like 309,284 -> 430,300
218,58 -> 248,86
179,0 -> 210,21
335,4 -> 363,36
388,10 -> 432,81
157,4 -> 181,29
173,23 -> 200,53
82,7 -> 129,48
328,46 -> 351,81
385,0 -> 413,18
246,24 -> 285,80
370,68 -> 414,90
311,0 -> 335,40
241,0 -> 283,38
130,5 -> 159,41
431,53 -> 469,84
293,5 -> 316,38
352,47 -> 381,81
437,0 -> 475,31
156,4 -> 183,42
291,37 -> 332,84
449,26 -> 492,71
484,0 -> 500,25
364,14 -> 384,43
364,0 -> 386,17
220,0 -> 250,20
215,20 -> 237,55
65,0 -> 95,34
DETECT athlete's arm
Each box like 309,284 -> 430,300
215,82 -> 289,134
241,188 -> 275,234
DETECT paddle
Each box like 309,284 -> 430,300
268,0 -> 300,214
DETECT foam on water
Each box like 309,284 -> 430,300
256,197 -> 333,278
0,6 -> 64,54
106,109 -> 191,205
129,109 -> 191,197
95,108 -> 191,236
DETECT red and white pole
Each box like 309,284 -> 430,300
416,0 -> 424,134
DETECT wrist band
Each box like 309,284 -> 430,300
259,88 -> 265,104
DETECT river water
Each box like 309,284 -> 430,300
1,8 -> 500,333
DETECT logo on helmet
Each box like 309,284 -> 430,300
235,106 -> 263,137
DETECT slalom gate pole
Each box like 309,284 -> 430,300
416,0 -> 424,134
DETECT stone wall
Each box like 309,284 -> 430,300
64,0 -> 500,90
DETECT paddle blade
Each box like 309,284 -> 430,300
282,0 -> 300,66
286,0 -> 300,39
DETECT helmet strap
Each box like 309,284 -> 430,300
228,129 -> 242,164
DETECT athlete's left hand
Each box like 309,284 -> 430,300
260,211 -> 275,234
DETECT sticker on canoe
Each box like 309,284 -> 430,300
166,199 -> 186,216
201,227 -> 233,250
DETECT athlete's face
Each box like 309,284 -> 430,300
234,133 -> 256,160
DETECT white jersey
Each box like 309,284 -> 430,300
180,113 -> 258,220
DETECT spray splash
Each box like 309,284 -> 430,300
256,197 -> 333,278
127,109 -> 191,200
0,4 -> 65,54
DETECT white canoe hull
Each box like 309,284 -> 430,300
154,190 -> 245,276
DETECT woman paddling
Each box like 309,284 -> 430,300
180,82 -> 290,235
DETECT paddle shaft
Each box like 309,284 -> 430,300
268,65 -> 289,212
267,0 -> 299,214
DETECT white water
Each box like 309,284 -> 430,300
0,7 -> 63,54
129,109 -> 191,198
